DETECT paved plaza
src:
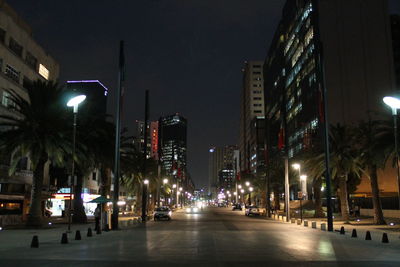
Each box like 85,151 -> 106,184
1,208 -> 400,266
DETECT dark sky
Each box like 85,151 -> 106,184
11,0 -> 400,188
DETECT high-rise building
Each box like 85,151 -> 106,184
264,0 -> 396,162
0,0 -> 59,225
239,61 -> 265,174
391,14 -> 400,88
158,114 -> 187,177
208,145 -> 237,196
132,120 -> 158,160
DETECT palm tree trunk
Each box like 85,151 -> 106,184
26,153 -> 47,227
313,178 -> 324,217
273,186 -> 280,211
369,164 -> 386,225
339,175 -> 350,222
72,173 -> 87,223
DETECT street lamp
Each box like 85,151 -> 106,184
383,96 -> 400,209
299,175 -> 307,223
66,94 -> 86,233
245,181 -> 250,187
292,163 -> 308,200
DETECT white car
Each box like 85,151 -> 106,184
186,206 -> 199,213
245,206 -> 261,216
154,207 -> 172,221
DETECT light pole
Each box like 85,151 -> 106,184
299,175 -> 307,223
249,187 -> 253,206
161,178 -> 168,207
172,184 -> 177,208
292,163 -> 308,200
142,179 -> 149,221
383,96 -> 400,209
66,94 -> 86,233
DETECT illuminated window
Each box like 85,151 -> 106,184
38,64 -> 49,80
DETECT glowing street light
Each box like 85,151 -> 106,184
172,184 -> 177,188
245,181 -> 250,187
144,179 -> 149,185
66,94 -> 86,233
163,178 -> 168,184
383,95 -> 400,210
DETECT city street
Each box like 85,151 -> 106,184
1,207 -> 400,266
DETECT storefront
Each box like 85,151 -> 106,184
49,188 -> 100,217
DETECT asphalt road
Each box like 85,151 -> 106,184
1,207 -> 400,266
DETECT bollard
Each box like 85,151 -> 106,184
321,223 -> 326,231
104,224 -> 110,232
304,220 -> 308,227
75,230 -> 82,240
279,215 -> 283,221
382,233 -> 389,243
297,219 -> 301,225
282,216 -> 287,222
61,233 -> 68,244
351,229 -> 357,238
312,221 -> 317,229
87,228 -> 93,237
291,218 -> 295,224
31,235 -> 39,248
365,231 -> 372,240
340,226 -> 345,235
96,227 -> 102,235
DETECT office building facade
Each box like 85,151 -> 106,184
0,0 -> 59,225
264,0 -> 396,162
239,61 -> 266,174
208,145 -> 237,197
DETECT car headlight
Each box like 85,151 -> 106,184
168,211 -> 172,216
193,207 -> 199,212
186,208 -> 191,212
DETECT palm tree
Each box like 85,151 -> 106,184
0,81 -> 70,226
304,124 -> 362,222
356,120 -> 387,225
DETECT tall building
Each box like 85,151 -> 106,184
264,0 -> 396,163
391,14 -> 400,88
239,61 -> 265,174
132,120 -> 158,159
158,114 -> 187,177
0,0 -> 59,225
208,145 -> 237,197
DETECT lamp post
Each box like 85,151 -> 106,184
383,96 -> 400,209
299,175 -> 307,223
142,179 -> 149,221
249,187 -> 253,206
66,94 -> 86,233
292,163 -> 307,200
172,184 -> 177,208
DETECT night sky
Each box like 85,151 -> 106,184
11,0 -> 400,188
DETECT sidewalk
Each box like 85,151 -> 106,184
270,214 -> 400,243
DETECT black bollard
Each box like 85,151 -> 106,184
61,233 -> 68,244
104,224 -> 110,232
87,227 -> 93,237
351,229 -> 357,238
96,227 -> 101,235
365,231 -> 372,240
31,235 -> 39,248
382,233 -> 389,243
75,230 -> 82,240
340,226 -> 345,235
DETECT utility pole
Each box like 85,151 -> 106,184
112,40 -> 124,230
141,90 -> 149,222
312,0 -> 333,231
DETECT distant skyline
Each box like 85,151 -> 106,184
11,0 -> 400,188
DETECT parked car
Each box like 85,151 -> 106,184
232,204 -> 242,211
154,207 -> 172,221
245,206 -> 260,216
